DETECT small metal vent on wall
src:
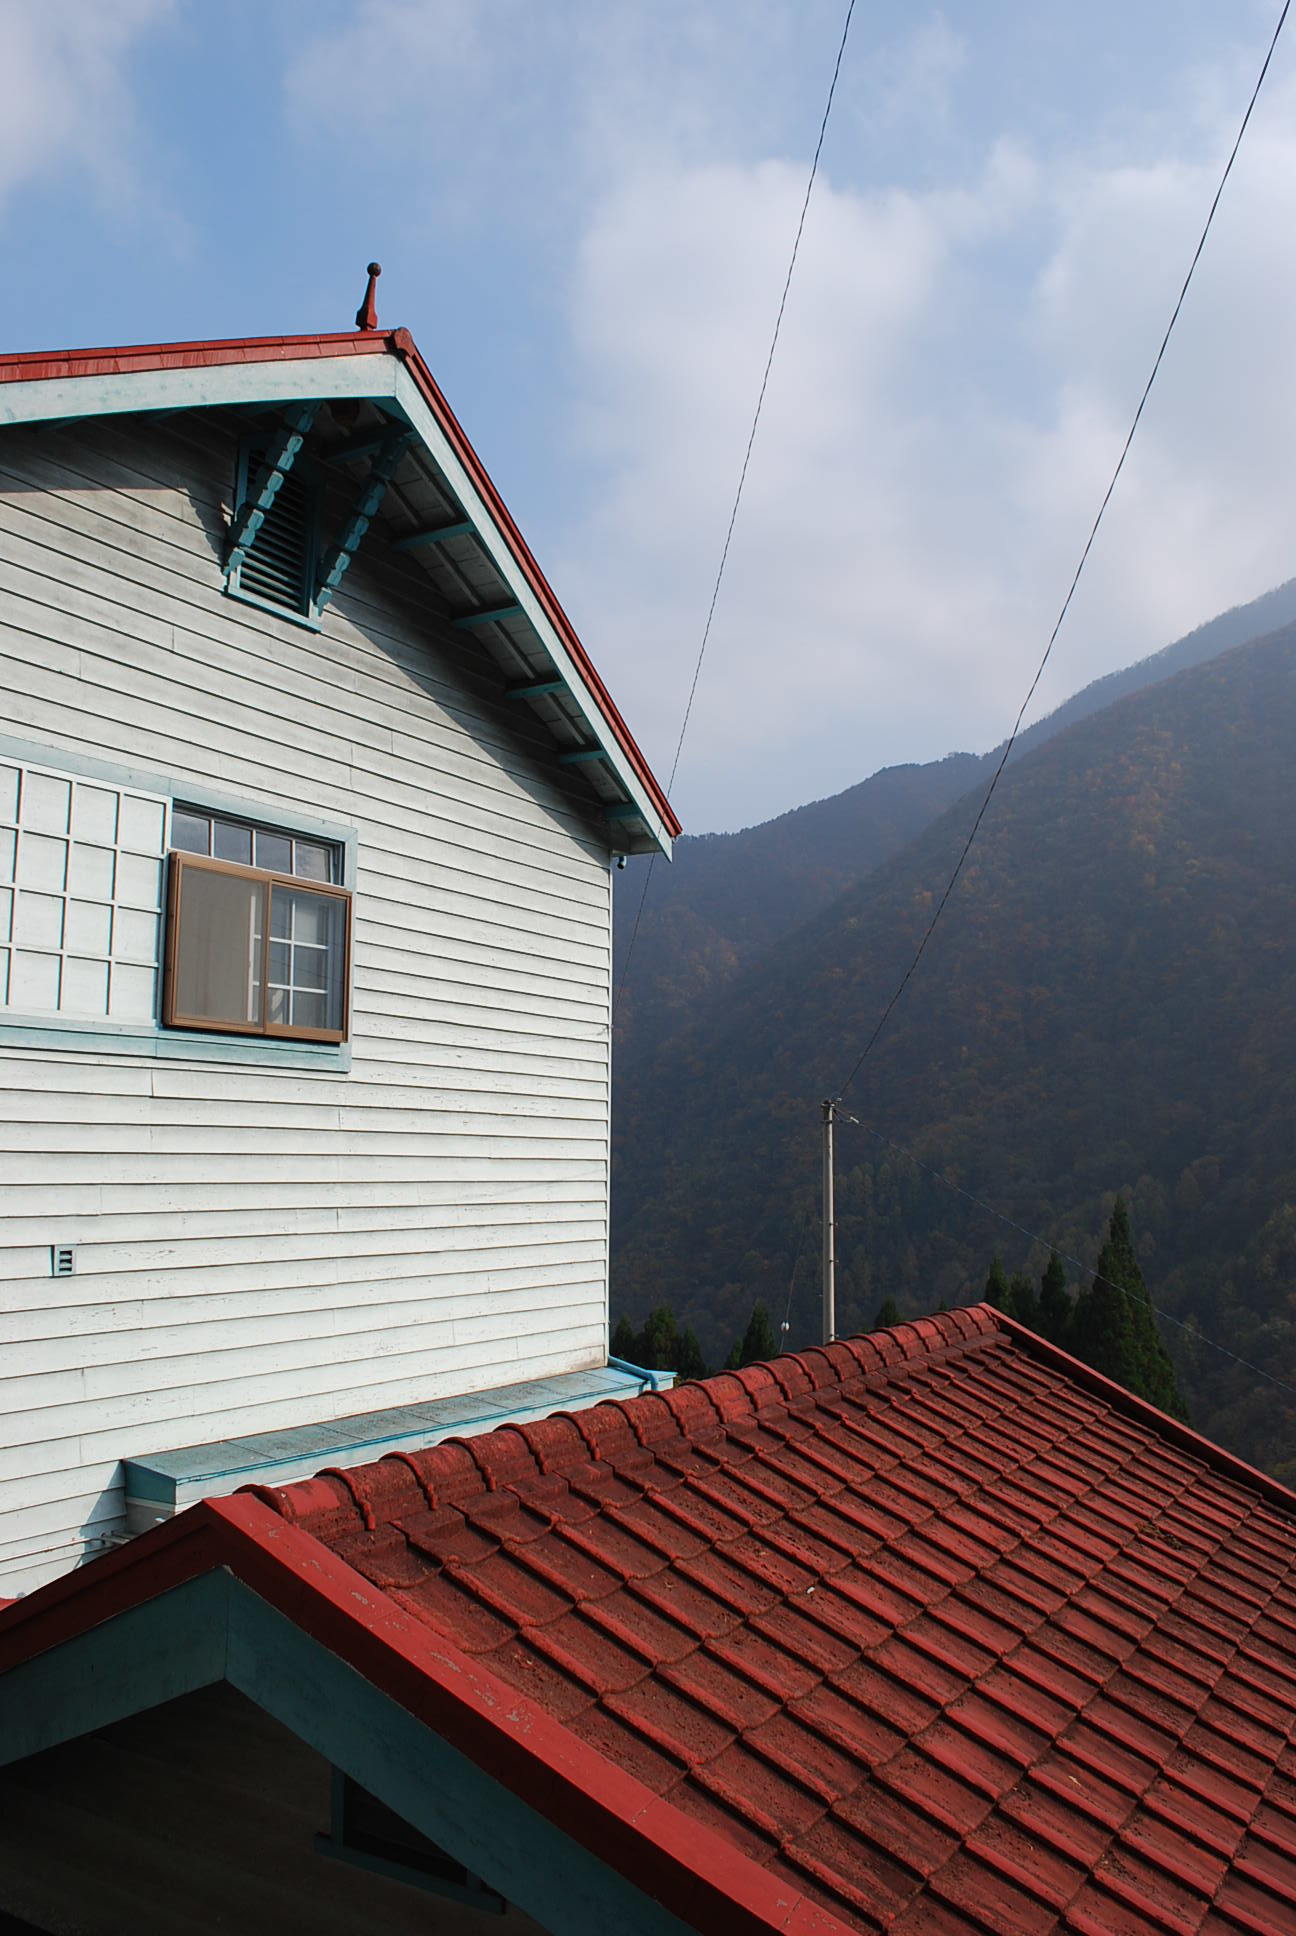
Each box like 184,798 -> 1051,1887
50,1243 -> 76,1277
230,443 -> 320,617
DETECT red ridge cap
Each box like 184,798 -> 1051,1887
0,328 -> 679,838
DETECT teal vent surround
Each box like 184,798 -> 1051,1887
229,438 -> 320,619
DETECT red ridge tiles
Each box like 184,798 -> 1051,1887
248,1306 -> 1296,1933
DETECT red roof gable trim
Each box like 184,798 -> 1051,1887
0,329 -> 680,841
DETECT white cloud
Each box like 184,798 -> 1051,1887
553,51 -> 1296,829
286,4 -> 1296,830
0,0 -> 171,210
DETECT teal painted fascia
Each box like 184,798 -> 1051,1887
231,1585 -> 700,1936
0,1570 -> 700,1936
0,1572 -> 230,1768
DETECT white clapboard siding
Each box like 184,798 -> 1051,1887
0,408 -> 621,1593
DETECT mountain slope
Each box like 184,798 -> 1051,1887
615,577 -> 1296,1079
612,622 -> 1296,1477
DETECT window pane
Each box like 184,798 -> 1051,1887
17,833 -> 67,891
267,885 -> 345,1032
254,830 -> 293,874
63,956 -> 109,1017
212,819 -> 252,865
172,865 -> 264,1026
293,839 -> 333,882
66,900 -> 113,955
11,950 -> 60,1012
171,810 -> 210,854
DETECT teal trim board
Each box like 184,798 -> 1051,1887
123,1361 -> 673,1524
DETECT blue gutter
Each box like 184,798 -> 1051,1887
607,1356 -> 666,1392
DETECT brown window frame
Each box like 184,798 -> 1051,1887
162,851 -> 352,1045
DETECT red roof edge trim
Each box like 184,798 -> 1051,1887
0,328 -> 679,840
385,329 -> 679,838
988,1306 -> 1296,1518
0,1493 -> 857,1936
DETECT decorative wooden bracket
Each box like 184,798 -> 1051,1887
315,427 -> 416,612
225,403 -> 319,575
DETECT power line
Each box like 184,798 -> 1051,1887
848,1115 -> 1296,1405
834,0 -> 1292,1100
614,0 -> 859,1022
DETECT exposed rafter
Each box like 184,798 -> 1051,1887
453,603 -> 523,631
504,677 -> 564,699
557,746 -> 610,767
314,428 -> 417,612
225,402 -> 319,575
393,519 -> 475,552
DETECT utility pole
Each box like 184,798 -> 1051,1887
822,1097 -> 837,1345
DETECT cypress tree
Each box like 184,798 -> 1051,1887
636,1304 -> 679,1371
1008,1271 -> 1039,1331
674,1327 -> 708,1382
610,1314 -> 637,1360
1072,1199 -> 1188,1419
874,1296 -> 902,1330
984,1255 -> 1010,1310
738,1300 -> 779,1366
1039,1252 -> 1070,1345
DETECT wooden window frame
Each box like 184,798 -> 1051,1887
163,852 -> 352,1045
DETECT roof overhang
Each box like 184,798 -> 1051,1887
0,1494 -> 848,1936
0,331 -> 678,856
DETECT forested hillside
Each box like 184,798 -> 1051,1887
614,578 -> 1296,1081
612,622 -> 1296,1480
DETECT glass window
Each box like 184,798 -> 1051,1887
163,822 -> 349,1044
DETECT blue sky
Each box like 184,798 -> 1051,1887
2,2 -> 1294,830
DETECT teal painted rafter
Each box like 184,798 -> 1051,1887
505,677 -> 564,699
393,519 -> 475,551
225,402 -> 319,575
557,746 -> 610,766
453,603 -> 524,630
604,803 -> 644,822
315,428 -> 416,612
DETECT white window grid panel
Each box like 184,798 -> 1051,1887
0,758 -> 170,1024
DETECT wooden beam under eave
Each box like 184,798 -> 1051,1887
453,604 -> 524,630
505,678 -> 565,699
393,520 -> 476,552
557,747 -> 610,766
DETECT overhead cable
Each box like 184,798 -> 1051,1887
834,0 -> 1292,1099
614,0 -> 859,1020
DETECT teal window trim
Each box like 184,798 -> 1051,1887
0,1014 -> 351,1071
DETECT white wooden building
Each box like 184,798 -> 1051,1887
0,311 -> 677,1596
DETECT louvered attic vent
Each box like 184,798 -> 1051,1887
228,442 -> 320,618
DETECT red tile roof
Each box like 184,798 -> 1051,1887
253,1306 -> 1296,1935
0,329 -> 679,839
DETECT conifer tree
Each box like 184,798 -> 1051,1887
636,1304 -> 679,1371
1039,1252 -> 1071,1345
725,1301 -> 780,1368
984,1255 -> 1010,1310
874,1296 -> 902,1330
1072,1199 -> 1188,1419
610,1314 -> 636,1360
1008,1271 -> 1039,1331
674,1327 -> 708,1382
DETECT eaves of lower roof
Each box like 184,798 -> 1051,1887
0,328 -> 680,844
0,1491 -> 852,1936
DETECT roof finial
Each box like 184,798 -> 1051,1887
355,262 -> 382,332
